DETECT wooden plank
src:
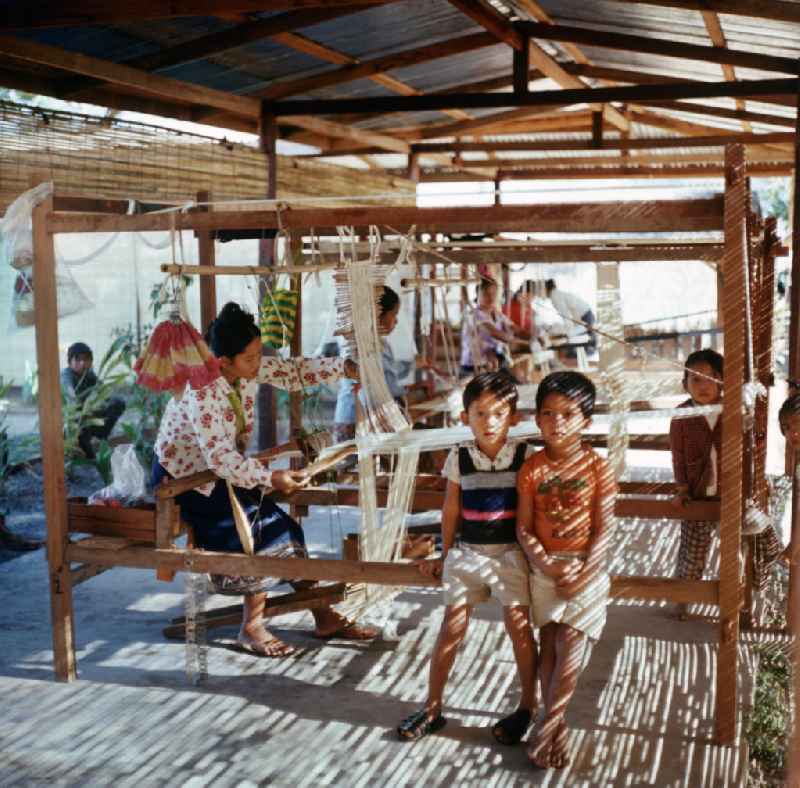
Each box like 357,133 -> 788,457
493,162 -> 793,180
637,100 -> 795,130
262,31 -> 496,99
47,197 -> 726,235
610,576 -> 718,605
517,21 -> 800,76
196,191 -> 217,332
602,0 -> 800,25
155,498 -> 180,582
271,78 -> 797,116
429,245 -> 725,264
716,142 -> 747,744
65,543 -> 443,587
32,187 -> 76,682
2,1 -> 387,30
283,115 -> 409,154
0,35 -> 260,119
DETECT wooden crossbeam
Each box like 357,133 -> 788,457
516,21 -> 800,75
0,34 -> 260,119
46,197 -> 725,235
270,77 -> 797,115
409,131 -> 794,154
260,31 -> 497,99
603,0 -> 800,25
1,1 -> 387,31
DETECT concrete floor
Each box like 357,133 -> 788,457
0,503 -> 752,788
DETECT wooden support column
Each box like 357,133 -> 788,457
289,233 -> 303,476
716,142 -> 747,745
32,187 -> 77,682
592,110 -> 604,148
258,105 -> 278,449
406,152 -> 420,182
513,31 -> 530,95
196,190 -> 216,331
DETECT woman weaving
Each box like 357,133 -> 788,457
153,302 -> 377,656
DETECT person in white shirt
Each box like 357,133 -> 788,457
153,302 -> 377,657
545,279 -> 596,357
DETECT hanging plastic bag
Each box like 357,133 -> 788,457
88,444 -> 148,507
2,183 -> 93,329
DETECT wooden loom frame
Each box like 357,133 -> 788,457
31,160 -> 777,744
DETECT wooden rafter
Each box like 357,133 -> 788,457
637,100 -> 795,130
270,31 -> 470,122
603,0 -> 800,25
628,106 -> 740,136
447,0 -> 628,132
516,21 -> 800,76
260,31 -> 496,99
282,115 -> 409,153
701,11 -> 751,132
1,1 -> 387,31
62,5 -> 370,99
0,34 -> 260,119
512,0 -> 588,64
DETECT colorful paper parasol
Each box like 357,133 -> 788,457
135,314 -> 220,397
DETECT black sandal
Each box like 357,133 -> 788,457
491,708 -> 532,745
397,708 -> 447,741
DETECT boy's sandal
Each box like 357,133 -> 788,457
397,709 -> 447,741
492,708 -> 532,746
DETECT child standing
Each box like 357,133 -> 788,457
397,371 -> 538,745
669,349 -> 724,619
517,371 -> 616,769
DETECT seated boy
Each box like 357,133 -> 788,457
61,342 -> 125,459
778,393 -> 800,563
517,371 -> 616,769
397,371 -> 538,745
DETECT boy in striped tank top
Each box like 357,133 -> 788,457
397,372 -> 538,746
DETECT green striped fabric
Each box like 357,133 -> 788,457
260,288 -> 299,349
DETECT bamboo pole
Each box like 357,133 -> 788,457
715,142 -> 747,745
32,186 -> 77,682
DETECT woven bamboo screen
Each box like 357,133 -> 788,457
0,101 -> 415,211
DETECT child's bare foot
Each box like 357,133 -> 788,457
528,721 -> 554,768
549,718 -> 570,769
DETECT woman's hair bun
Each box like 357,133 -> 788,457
206,301 -> 260,358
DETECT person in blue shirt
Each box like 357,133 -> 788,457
333,286 -> 414,442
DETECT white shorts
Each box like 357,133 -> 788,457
442,543 -> 530,608
530,558 -> 609,641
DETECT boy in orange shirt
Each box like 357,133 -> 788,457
517,371 -> 616,769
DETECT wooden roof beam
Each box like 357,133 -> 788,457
270,77 -> 797,115
282,115 -> 409,154
0,34 -> 260,119
260,31 -> 496,99
701,11 -> 750,132
1,2 -> 387,31
602,0 -> 800,25
62,5 -> 372,99
270,31 -> 471,122
407,131 -> 794,154
516,21 -> 800,75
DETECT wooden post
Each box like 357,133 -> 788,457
32,187 -> 77,682
512,31 -> 530,95
592,110 -> 604,148
258,105 -> 278,449
196,190 -> 216,332
155,497 -> 180,582
716,142 -> 747,744
406,152 -> 420,182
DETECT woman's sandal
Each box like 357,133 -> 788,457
237,628 -> 296,658
492,708 -> 533,746
397,708 -> 447,741
313,619 -> 379,641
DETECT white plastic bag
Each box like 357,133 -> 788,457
88,444 -> 147,507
